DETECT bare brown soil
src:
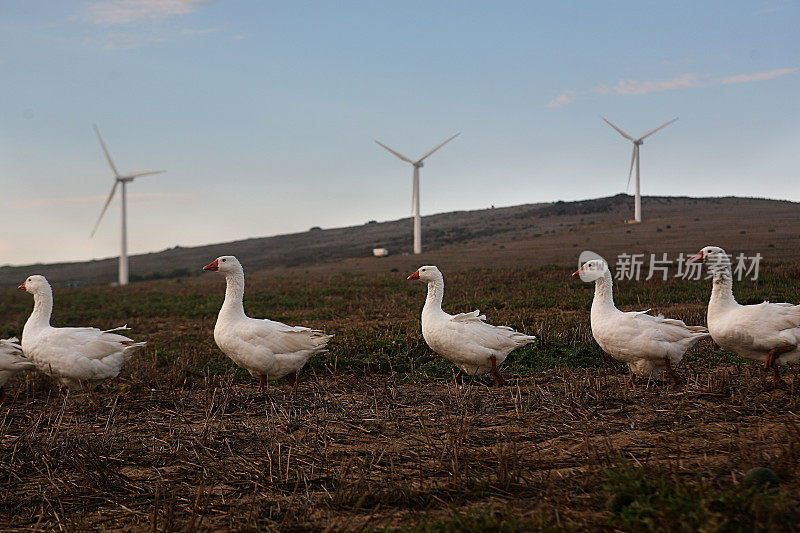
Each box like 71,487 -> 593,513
1,363 -> 798,531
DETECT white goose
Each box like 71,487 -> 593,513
573,259 -> 709,386
407,265 -> 536,386
19,275 -> 145,389
203,256 -> 332,392
0,338 -> 35,398
690,246 -> 800,384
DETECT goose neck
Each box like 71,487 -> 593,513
591,271 -> 615,310
27,286 -> 53,328
221,270 -> 246,317
709,264 -> 736,308
423,278 -> 445,312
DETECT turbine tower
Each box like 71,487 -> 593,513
90,125 -> 164,286
375,133 -> 459,254
602,117 -> 677,223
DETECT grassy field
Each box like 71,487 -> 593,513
0,263 -> 799,531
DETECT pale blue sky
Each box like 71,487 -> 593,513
1,1 -> 798,265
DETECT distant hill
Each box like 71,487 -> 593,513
1,194 -> 798,286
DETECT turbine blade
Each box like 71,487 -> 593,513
375,140 -> 413,163
90,180 -> 119,237
121,170 -> 165,179
417,132 -> 460,163
626,145 -> 636,191
93,125 -> 120,178
638,117 -> 678,141
602,118 -> 634,141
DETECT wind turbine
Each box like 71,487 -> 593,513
90,125 -> 164,286
375,133 -> 459,254
602,117 -> 677,223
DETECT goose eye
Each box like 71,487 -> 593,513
222,259 -> 227,262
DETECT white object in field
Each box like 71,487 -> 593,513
0,338 -> 35,389
19,275 -> 145,389
90,125 -> 165,286
372,248 -> 389,257
375,133 -> 459,254
202,256 -> 332,385
573,259 -> 708,381
407,265 -> 535,384
691,246 -> 800,382
602,117 -> 677,223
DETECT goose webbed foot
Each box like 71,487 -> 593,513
489,355 -> 505,388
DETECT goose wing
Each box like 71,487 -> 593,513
0,338 -> 34,371
448,310 -> 535,350
235,318 -> 332,355
632,312 -> 709,343
39,326 -> 141,361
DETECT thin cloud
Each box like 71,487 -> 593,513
180,27 -> 220,36
100,31 -> 164,50
720,68 -> 796,84
547,68 -> 797,107
7,192 -> 198,210
612,73 -> 698,95
84,0 -> 214,25
546,93 -> 576,108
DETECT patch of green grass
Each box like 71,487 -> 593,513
684,348 -> 749,367
505,341 -> 611,373
372,506 -> 563,532
602,463 -> 795,532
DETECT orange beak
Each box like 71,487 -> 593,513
687,251 -> 704,263
203,259 -> 219,272
571,266 -> 584,277
407,270 -> 420,280
17,282 -> 26,290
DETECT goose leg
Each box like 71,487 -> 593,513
772,364 -> 783,385
258,375 -> 265,392
452,370 -> 464,389
766,345 -> 796,385
489,355 -> 505,388
285,372 -> 299,395
664,358 -> 681,386
625,373 -> 637,391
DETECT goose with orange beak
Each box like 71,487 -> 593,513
407,265 -> 536,386
18,274 -> 145,390
202,255 -> 332,393
690,245 -> 800,384
573,259 -> 708,387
